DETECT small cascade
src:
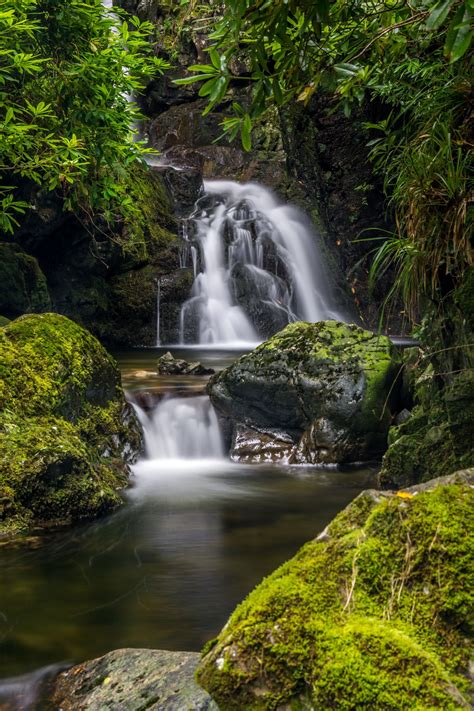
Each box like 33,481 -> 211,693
134,396 -> 224,461
178,181 -> 344,346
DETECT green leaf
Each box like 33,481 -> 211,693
199,78 -> 218,97
426,0 -> 454,30
209,47 -> 221,69
445,4 -> 473,61
241,114 -> 252,152
173,74 -> 216,85
272,78 -> 283,104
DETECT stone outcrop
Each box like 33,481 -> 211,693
197,470 -> 474,710
208,321 -> 400,464
49,649 -> 217,711
0,313 -> 143,537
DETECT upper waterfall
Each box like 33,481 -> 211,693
178,181 -> 343,347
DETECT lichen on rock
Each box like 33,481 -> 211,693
208,320 -> 400,464
0,313 -> 143,537
197,470 -> 474,710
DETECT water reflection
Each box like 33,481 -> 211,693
0,463 -> 376,678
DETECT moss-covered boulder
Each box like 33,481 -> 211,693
208,321 -> 400,464
197,470 -> 474,710
0,313 -> 143,537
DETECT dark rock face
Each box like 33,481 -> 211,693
280,96 -> 397,328
208,321 -> 400,464
49,649 -> 217,710
0,314 -> 143,537
0,243 -> 51,318
3,165 -> 194,348
197,470 -> 474,710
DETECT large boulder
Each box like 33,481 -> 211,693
0,313 -> 143,537
197,470 -> 474,709
208,321 -> 400,464
49,649 -> 217,711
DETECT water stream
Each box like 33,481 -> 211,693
179,181 -> 344,346
0,348 -> 377,688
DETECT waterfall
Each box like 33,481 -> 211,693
179,181 -> 343,346
133,396 -> 224,461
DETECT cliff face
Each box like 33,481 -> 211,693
0,164 -> 201,347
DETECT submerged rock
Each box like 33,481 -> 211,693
0,313 -> 143,537
208,321 -> 400,464
157,351 -> 215,376
197,470 -> 474,709
49,648 -> 217,710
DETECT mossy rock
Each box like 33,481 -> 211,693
208,321 -> 400,464
197,471 -> 474,710
380,368 -> 474,489
0,243 -> 51,319
0,313 -> 143,537
0,316 -> 10,327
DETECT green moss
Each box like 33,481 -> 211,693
0,313 -> 142,537
197,474 -> 473,709
380,369 -> 474,488
0,316 -> 10,327
120,163 -> 178,265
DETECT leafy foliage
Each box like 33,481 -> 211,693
181,0 -> 473,320
0,0 -> 169,234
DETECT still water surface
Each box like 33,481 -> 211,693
0,348 -> 377,679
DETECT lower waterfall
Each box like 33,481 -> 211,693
133,395 -> 224,461
179,180 -> 344,346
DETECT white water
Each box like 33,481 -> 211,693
179,181 -> 343,347
133,396 -> 224,462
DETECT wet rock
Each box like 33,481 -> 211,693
230,263 -> 291,339
231,425 -> 294,464
49,648 -> 217,710
156,165 -> 204,218
197,470 -> 474,710
209,321 -> 401,464
157,351 -> 215,376
0,314 -> 143,538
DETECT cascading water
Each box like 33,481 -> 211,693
179,181 -> 344,346
133,396 -> 224,461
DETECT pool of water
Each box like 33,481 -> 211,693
0,348 -> 378,681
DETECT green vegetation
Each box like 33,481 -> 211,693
0,0 -> 169,235
0,313 -> 142,536
180,0 -> 472,321
197,472 -> 474,709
